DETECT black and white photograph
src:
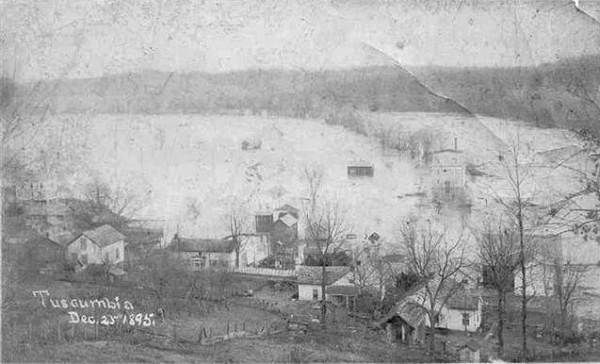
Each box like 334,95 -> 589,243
2,0 -> 600,362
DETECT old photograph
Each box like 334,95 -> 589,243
1,0 -> 600,362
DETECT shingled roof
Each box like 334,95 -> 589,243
446,293 -> 481,311
80,224 -> 125,247
278,213 -> 298,227
377,295 -> 427,329
296,265 -> 350,285
122,227 -> 163,246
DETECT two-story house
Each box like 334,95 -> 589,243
431,148 -> 466,199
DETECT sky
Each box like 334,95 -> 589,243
1,0 -> 599,81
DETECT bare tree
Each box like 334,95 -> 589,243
399,219 -> 467,355
304,199 -> 350,326
477,220 -> 522,356
83,177 -> 150,228
352,244 -> 398,302
222,200 -> 251,268
553,261 -> 586,339
487,135 -> 551,357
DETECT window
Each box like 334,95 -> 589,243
347,166 -> 373,177
104,252 -> 109,262
71,253 -> 78,261
81,254 -> 88,264
462,313 -> 470,327
312,288 -> 318,300
444,180 -> 451,194
116,248 -> 119,260
81,238 -> 87,250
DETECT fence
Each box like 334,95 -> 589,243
231,267 -> 296,277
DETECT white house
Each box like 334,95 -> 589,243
67,224 -> 125,265
296,265 -> 352,301
434,294 -> 484,332
411,282 -> 484,333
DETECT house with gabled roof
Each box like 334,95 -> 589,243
379,279 -> 484,343
170,235 -> 236,270
377,295 -> 427,345
66,224 -> 125,265
296,265 -> 354,304
274,204 -> 299,219
122,226 -> 164,263
22,234 -> 68,273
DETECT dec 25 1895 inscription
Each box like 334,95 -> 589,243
32,290 -> 156,327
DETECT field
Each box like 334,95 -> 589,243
1,271 -> 438,363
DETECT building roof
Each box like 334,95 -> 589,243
278,213 -> 298,227
348,159 -> 373,167
122,227 -> 163,246
432,149 -> 463,155
48,232 -> 77,247
380,298 -> 427,329
296,265 -> 351,285
326,285 -> 359,296
80,224 -> 125,248
276,204 -> 299,214
172,237 -> 236,253
25,235 -> 65,250
446,294 -> 480,311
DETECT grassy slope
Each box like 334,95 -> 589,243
410,55 -> 600,134
15,55 -> 600,135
